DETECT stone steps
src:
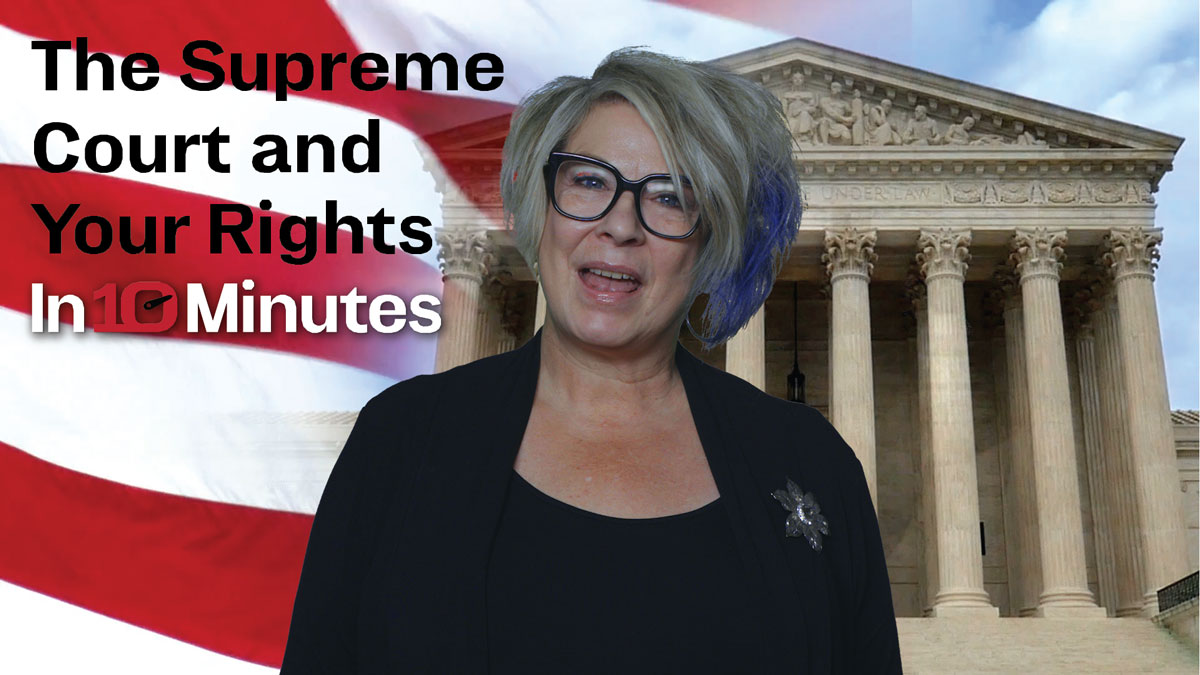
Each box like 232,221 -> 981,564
897,617 -> 1199,673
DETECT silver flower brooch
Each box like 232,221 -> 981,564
771,477 -> 830,552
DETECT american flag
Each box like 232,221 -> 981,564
0,0 -> 822,671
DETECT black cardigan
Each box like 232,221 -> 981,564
280,328 -> 903,673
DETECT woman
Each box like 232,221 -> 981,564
281,48 -> 902,674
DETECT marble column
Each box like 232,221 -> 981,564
823,228 -> 879,507
1102,226 -> 1190,614
916,228 -> 996,615
820,282 -> 834,420
725,305 -> 766,390
906,278 -> 939,616
1091,288 -> 1147,617
998,279 -> 1042,616
1072,305 -> 1119,617
1009,228 -> 1101,616
479,276 -> 517,358
434,228 -> 492,373
497,284 -> 522,354
478,278 -> 499,359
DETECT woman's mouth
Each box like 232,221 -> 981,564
578,267 -> 642,294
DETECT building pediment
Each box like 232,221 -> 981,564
426,38 -> 1183,158
715,38 -> 1182,153
422,38 -> 1182,218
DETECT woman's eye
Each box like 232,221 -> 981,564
653,193 -> 681,209
571,174 -> 607,189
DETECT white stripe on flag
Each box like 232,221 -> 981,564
330,0 -> 786,103
0,307 -> 393,513
0,579 -> 278,675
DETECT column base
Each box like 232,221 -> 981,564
929,604 -> 1000,618
1034,605 -> 1108,619
1038,587 -> 1099,607
1141,593 -> 1162,618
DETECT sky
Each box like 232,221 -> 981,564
446,0 -> 1199,407
688,0 -> 1199,409
906,0 -> 1200,409
8,0 -> 1192,406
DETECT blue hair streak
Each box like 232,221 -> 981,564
693,164 -> 803,349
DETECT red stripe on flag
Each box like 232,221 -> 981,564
663,0 -> 910,46
0,164 -> 441,379
0,440 -> 313,667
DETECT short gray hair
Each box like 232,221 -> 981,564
499,47 -> 803,348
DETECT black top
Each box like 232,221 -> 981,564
279,331 -> 904,673
487,469 -> 763,673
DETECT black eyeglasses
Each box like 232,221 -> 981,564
542,151 -> 701,239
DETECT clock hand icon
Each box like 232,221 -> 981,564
143,294 -> 174,311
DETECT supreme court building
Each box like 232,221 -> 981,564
420,38 -> 1199,666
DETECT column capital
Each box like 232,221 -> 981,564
990,266 -> 1022,311
436,228 -> 494,283
1102,226 -> 1162,283
901,269 -> 924,337
916,228 -> 971,281
904,267 -> 927,311
1066,291 -> 1096,338
1062,286 -> 1089,339
1068,271 -> 1107,336
484,272 -> 525,342
904,270 -> 927,309
982,280 -> 1008,335
1010,227 -> 1067,282
1079,261 -> 1113,298
823,228 -> 878,282
483,270 -> 514,307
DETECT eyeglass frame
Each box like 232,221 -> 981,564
542,151 -> 702,240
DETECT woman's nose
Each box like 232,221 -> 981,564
596,191 -> 644,244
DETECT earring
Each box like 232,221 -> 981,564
533,261 -> 541,286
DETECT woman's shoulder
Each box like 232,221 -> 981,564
355,347 -> 525,434
694,357 -> 843,435
692,357 -> 862,481
362,372 -> 438,418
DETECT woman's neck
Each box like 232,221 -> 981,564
535,320 -> 684,419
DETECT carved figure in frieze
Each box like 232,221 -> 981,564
1015,130 -> 1049,147
782,73 -> 818,145
901,104 -> 942,145
818,81 -> 856,145
850,90 -> 866,145
944,115 -> 1007,146
865,98 -> 902,145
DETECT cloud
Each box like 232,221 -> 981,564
912,0 -> 1198,407
1093,56 -> 1198,135
987,0 -> 1197,113
992,0 -> 1199,409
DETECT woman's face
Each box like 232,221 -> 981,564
538,101 -> 703,353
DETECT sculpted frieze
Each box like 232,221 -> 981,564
776,73 -> 1055,149
799,180 -> 1155,207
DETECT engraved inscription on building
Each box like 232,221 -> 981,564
807,183 -> 943,206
